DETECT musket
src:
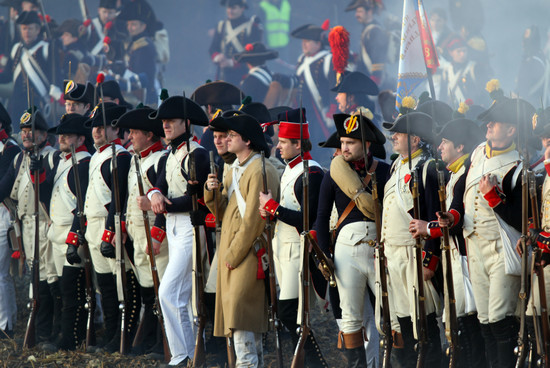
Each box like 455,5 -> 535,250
69,144 -> 96,348
210,151 -> 236,368
364,113 -> 393,367
530,171 -> 550,368
516,101 -> 531,368
78,0 -> 91,22
187,95 -> 206,368
306,232 -> 336,288
291,104 -> 310,368
131,155 -> 171,362
261,151 -> 284,368
407,120 -> 428,368
436,161 -> 459,368
98,76 -> 129,354
23,100 -> 39,349
4,198 -> 25,278
36,0 -> 57,120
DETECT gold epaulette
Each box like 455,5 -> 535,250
130,37 -> 150,52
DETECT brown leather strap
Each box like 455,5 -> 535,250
334,160 -> 378,230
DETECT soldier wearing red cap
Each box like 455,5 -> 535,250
258,108 -> 328,367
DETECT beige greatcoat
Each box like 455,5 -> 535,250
204,152 -> 280,337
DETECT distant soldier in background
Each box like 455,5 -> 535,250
516,26 -> 549,106
62,80 -> 94,116
82,0 -> 127,59
209,0 -> 263,86
234,42 -> 277,103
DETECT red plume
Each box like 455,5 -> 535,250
321,19 -> 330,31
103,36 -> 111,45
45,14 -> 51,23
245,43 -> 254,52
105,21 -> 113,30
329,26 -> 350,79
96,73 -> 105,84
465,98 -> 474,106
83,19 -> 91,27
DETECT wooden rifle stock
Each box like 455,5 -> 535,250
437,164 -> 459,368
306,233 -> 336,287
23,105 -> 40,349
132,156 -> 171,363
372,171 -> 393,367
69,144 -> 96,348
4,198 -> 25,278
190,150 -> 206,368
261,152 -> 284,368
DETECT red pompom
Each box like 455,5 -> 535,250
45,14 -> 51,23
96,73 -> 105,84
103,36 -> 111,45
11,251 -> 20,259
321,19 -> 330,31
465,98 -> 474,106
329,25 -> 350,75
83,19 -> 91,27
105,21 -> 113,30
245,43 -> 254,52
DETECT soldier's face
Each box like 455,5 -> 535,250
302,39 -> 321,57
341,137 -> 366,162
58,133 -> 81,153
391,132 -> 419,156
213,131 -> 229,155
226,5 -> 245,20
486,121 -> 515,148
276,137 -> 300,160
227,130 -> 248,154
438,138 -> 463,164
335,93 -> 350,113
128,129 -> 151,152
355,7 -> 373,24
92,125 -> 118,146
449,47 -> 468,64
65,100 -> 89,115
162,119 -> 186,141
61,32 -> 78,47
127,20 -> 146,37
98,7 -> 117,24
19,23 -> 40,45
20,128 -> 47,150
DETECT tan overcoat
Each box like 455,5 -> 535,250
205,152 -> 280,336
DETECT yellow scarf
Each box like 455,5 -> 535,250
447,154 -> 470,173
485,142 -> 516,159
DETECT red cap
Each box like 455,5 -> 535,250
278,121 -> 309,140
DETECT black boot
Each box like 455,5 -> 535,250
480,322 -> 499,367
36,280 -> 54,343
396,317 -> 416,368
338,329 -> 367,368
457,314 -> 486,368
48,280 -> 63,343
279,298 -> 299,344
344,346 -> 368,368
526,315 -> 539,367
95,272 -> 119,347
131,286 -> 158,355
305,331 -> 329,368
490,316 -> 519,368
425,313 -> 442,367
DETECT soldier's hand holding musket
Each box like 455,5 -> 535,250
437,211 -> 455,228
136,195 -> 152,211
149,192 -> 173,214
258,189 -> 273,218
206,173 -> 220,191
409,219 -> 429,239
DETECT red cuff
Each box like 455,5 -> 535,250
121,221 -> 126,234
449,209 -> 460,228
545,162 -> 550,177
422,250 -> 439,271
66,232 -> 79,246
11,250 -> 20,259
427,222 -> 442,239
309,230 -> 318,243
151,226 -> 166,243
147,187 -> 161,195
211,52 -> 220,61
102,229 -> 114,243
30,170 -> 46,184
483,186 -> 505,208
264,198 -> 280,217
205,213 -> 216,228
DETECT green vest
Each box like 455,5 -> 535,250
259,0 -> 291,49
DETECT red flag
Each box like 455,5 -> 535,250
415,0 -> 439,73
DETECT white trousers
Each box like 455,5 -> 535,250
127,222 -> 168,287
47,222 -> 85,278
0,206 -> 16,331
84,217 -> 115,274
159,213 -> 195,365
233,330 -> 264,368
466,234 -> 520,323
274,239 -> 300,300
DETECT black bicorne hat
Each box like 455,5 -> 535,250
234,42 -> 278,65
383,111 -> 435,143
64,80 -> 94,104
334,112 -> 385,144
16,11 -> 41,25
96,80 -> 132,109
150,96 -> 209,126
85,102 -> 128,128
437,118 -> 483,153
112,105 -> 164,137
191,81 -> 244,107
416,99 -> 453,127
19,107 -> 49,131
210,112 -> 269,157
331,71 -> 379,96
48,113 -> 90,136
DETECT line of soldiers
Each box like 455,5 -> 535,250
2,72 -> 550,368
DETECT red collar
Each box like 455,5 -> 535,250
288,152 -> 313,169
353,158 -> 366,171
98,138 -> 122,153
140,140 -> 164,158
65,144 -> 88,160
0,129 -> 8,141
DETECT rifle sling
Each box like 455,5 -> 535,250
334,160 -> 378,230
